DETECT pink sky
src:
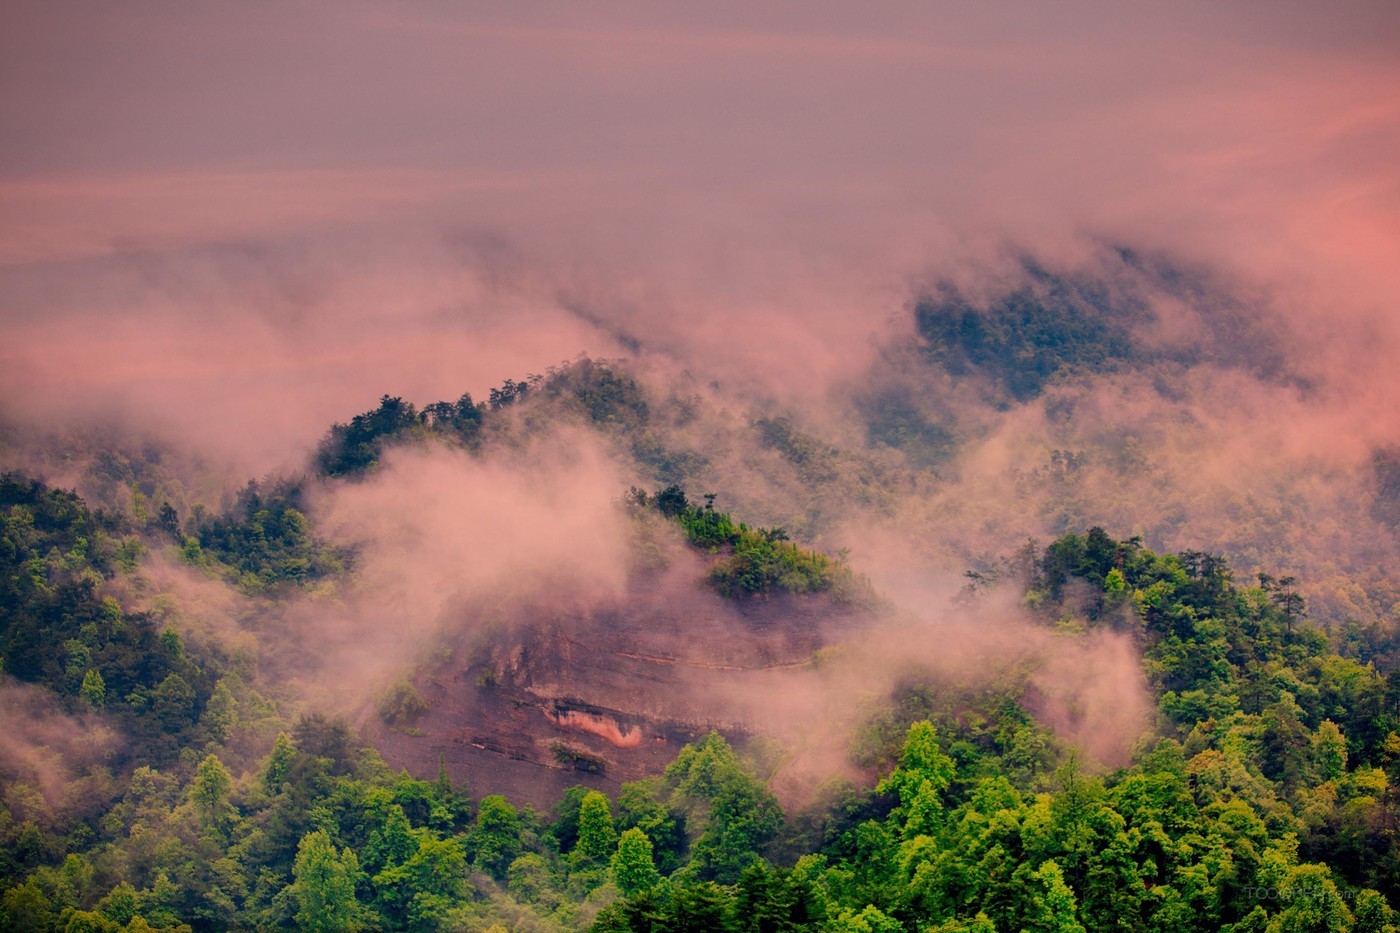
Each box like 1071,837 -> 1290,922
2,1 -> 1398,469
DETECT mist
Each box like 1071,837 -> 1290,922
5,2 -> 1398,460
292,433 -> 636,706
0,679 -> 116,823
4,1 -> 1400,799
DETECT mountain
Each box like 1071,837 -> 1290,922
3,253 -> 1399,930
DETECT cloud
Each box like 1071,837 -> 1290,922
3,2 -> 1395,463
0,679 -> 118,822
274,430 -> 637,709
2,1 -> 1398,790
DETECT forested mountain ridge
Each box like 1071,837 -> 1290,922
0,475 -> 221,762
912,251 -> 1296,406
3,254 -> 1400,930
5,0 -> 1398,923
3,461 -> 1398,929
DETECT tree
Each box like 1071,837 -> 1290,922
1351,889 -> 1397,933
549,785 -> 593,853
290,830 -> 365,932
65,639 -> 93,691
98,882 -> 140,926
878,721 -> 956,838
669,881 -> 738,932
1272,576 -> 1305,629
666,733 -> 783,883
611,828 -> 661,896
691,777 -> 784,883
654,484 -> 690,518
80,669 -> 106,709
735,859 -> 824,931
466,795 -> 521,881
60,909 -> 120,932
190,754 -> 234,833
1312,721 -> 1348,783
617,779 -> 687,876
1,880 -> 54,932
1022,860 -> 1086,933
151,673 -> 195,731
1268,865 -> 1353,933
434,753 -> 453,799
575,791 -> 618,865
1260,693 -> 1314,791
829,904 -> 904,933
202,680 -> 237,743
372,836 -> 467,931
157,503 -> 182,540
507,853 -> 554,903
378,679 -> 428,726
263,732 -> 296,792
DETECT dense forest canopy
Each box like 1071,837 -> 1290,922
1,29 -> 1400,898
5,1 -> 1400,927
6,246 -> 1400,929
3,332 -> 1400,929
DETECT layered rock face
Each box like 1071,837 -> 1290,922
366,561 -> 867,808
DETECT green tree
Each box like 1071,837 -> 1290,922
202,681 -> 237,743
734,859 -> 824,931
1268,865 -> 1353,933
1,879 -> 54,933
372,836 -> 467,931
378,679 -> 428,726
1260,693 -> 1314,791
878,721 -> 956,838
549,785 -> 593,853
1351,889 -> 1397,933
466,795 -> 521,881
669,880 -> 738,932
263,732 -> 296,792
190,754 -> 234,833
80,669 -> 106,709
507,853 -> 555,904
666,733 -> 783,882
1311,720 -> 1348,783
611,827 -> 661,896
60,910 -> 120,932
151,673 -> 195,731
363,798 -> 416,876
98,882 -> 140,926
434,753 -> 453,799
830,904 -> 904,933
576,790 -> 618,865
1023,860 -> 1086,933
65,639 -> 93,690
290,829 -> 366,932
617,779 -> 687,875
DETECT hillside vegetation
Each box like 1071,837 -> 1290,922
3,466 -> 1398,930
4,267 -> 1400,928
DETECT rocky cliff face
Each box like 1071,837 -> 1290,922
365,559 -> 870,808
